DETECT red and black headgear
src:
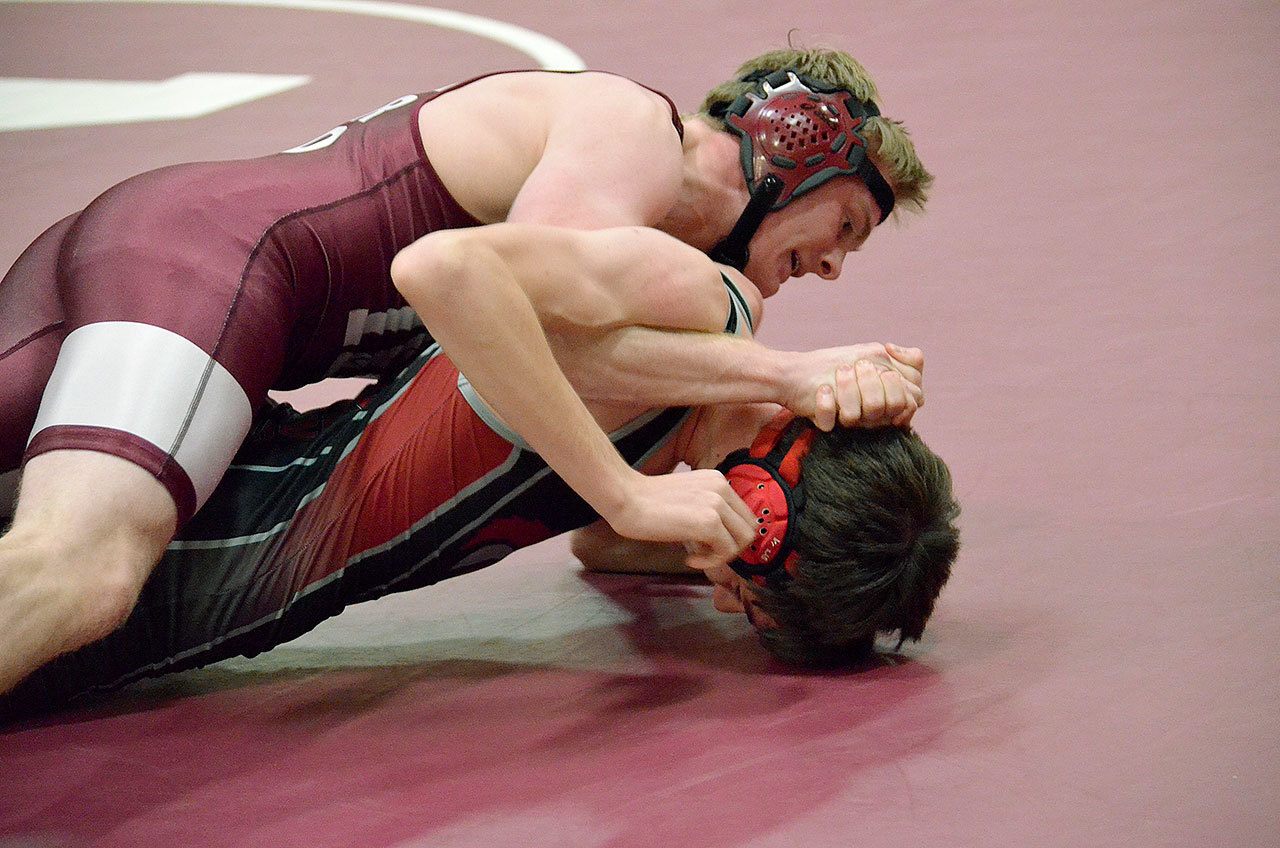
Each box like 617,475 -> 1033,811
716,411 -> 817,590
710,70 -> 896,271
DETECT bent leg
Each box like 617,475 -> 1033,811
0,387 -> 378,717
0,450 -> 176,695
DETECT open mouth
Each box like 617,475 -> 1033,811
790,251 -> 800,275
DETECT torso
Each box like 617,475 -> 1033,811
33,71 -> 686,406
417,70 -> 685,224
1,71 -> 691,507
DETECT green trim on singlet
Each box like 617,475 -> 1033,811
721,272 -> 755,337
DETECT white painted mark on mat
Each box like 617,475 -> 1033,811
0,0 -> 585,131
0,73 -> 311,132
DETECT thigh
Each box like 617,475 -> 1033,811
24,182 -> 293,527
0,379 -> 398,717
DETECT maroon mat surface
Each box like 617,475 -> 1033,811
1,2 -> 1276,846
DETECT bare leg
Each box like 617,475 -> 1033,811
0,450 -> 175,695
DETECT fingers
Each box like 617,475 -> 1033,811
680,520 -> 735,568
886,343 -> 925,407
881,369 -> 909,421
887,342 -> 924,376
788,343 -> 923,431
904,379 -> 924,409
687,469 -> 756,561
813,384 -> 837,432
835,360 -> 879,426
721,479 -> 759,542
855,359 -> 886,424
834,359 -> 921,428
831,364 -> 854,426
892,386 -> 920,426
719,494 -> 757,557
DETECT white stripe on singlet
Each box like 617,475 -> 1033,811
29,321 -> 253,509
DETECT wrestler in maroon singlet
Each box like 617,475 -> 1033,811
0,72 -> 685,525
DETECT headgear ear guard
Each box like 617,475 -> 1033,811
709,70 -> 896,271
716,411 -> 817,589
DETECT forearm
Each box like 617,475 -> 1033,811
565,328 -> 928,431
564,326 -> 800,407
570,522 -> 700,576
395,240 -> 637,522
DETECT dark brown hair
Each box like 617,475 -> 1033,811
753,424 -> 960,666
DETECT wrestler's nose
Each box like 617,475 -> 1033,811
816,247 -> 846,280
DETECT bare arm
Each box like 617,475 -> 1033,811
500,74 -> 921,431
391,224 -> 758,560
571,519 -> 695,576
567,328 -> 924,430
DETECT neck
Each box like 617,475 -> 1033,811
655,115 -> 750,252
679,402 -> 784,470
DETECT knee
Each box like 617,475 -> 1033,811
71,552 -> 147,643
0,523 -> 153,647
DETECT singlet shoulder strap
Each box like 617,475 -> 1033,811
625,80 -> 685,141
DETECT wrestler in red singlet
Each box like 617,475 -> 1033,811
0,266 -> 755,717
0,72 -> 685,525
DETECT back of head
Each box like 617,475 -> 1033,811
753,425 -> 960,667
700,47 -> 934,215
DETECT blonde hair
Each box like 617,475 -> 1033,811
699,48 -> 934,216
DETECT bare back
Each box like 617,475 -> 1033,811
418,72 -> 686,227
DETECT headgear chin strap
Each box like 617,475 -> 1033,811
709,70 -> 895,271
716,411 -> 816,589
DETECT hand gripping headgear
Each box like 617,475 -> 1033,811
716,411 -> 817,589
709,70 -> 896,271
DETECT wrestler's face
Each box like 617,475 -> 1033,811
741,175 -> 880,299
701,561 -> 779,630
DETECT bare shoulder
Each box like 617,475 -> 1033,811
544,73 -> 685,188
557,71 -> 680,123
419,71 -> 683,225
468,71 -> 679,143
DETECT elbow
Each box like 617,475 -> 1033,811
570,527 -> 615,572
569,528 -> 598,564
391,233 -> 448,299
391,232 -> 480,316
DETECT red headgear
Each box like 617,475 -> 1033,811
717,411 -> 816,589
